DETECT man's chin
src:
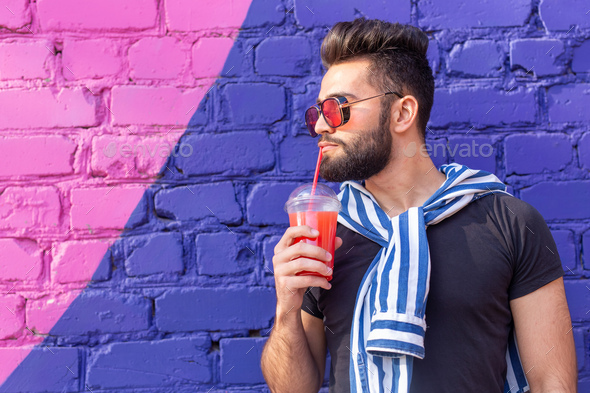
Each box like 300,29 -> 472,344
320,168 -> 357,183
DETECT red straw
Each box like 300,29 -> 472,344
311,147 -> 323,195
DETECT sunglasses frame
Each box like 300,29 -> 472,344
305,91 -> 404,137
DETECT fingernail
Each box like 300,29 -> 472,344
325,252 -> 331,260
311,229 -> 319,235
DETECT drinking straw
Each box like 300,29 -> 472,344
311,147 -> 323,196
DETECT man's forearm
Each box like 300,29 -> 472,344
261,307 -> 321,393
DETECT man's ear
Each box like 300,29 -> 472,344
391,95 -> 419,134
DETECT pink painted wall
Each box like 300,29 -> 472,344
0,0 -> 252,385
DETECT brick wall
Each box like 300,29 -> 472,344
0,0 -> 588,391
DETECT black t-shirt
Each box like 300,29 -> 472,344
302,193 -> 564,393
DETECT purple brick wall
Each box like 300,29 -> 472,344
0,0 -> 589,391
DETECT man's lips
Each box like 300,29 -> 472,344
319,142 -> 339,151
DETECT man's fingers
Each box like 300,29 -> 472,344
281,275 -> 332,292
274,225 -> 319,254
277,257 -> 332,277
275,241 -> 331,266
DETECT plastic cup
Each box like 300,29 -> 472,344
284,183 -> 341,281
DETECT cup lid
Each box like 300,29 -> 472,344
288,183 -> 338,199
284,183 -> 341,213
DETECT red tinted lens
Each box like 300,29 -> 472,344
305,106 -> 320,137
321,98 -> 342,128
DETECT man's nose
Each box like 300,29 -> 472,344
314,112 -> 336,136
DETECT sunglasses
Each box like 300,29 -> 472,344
304,91 -> 404,137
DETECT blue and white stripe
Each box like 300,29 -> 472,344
339,163 -> 529,393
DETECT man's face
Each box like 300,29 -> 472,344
315,59 -> 393,182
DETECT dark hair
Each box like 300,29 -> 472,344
321,18 -> 434,139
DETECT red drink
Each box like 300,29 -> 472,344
288,210 -> 338,281
284,183 -> 341,282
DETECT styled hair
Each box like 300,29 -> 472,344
321,18 -> 435,139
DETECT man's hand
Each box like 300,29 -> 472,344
272,225 -> 343,314
261,226 -> 342,393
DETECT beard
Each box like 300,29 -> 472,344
319,106 -> 392,182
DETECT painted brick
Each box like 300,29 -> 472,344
263,235 -> 281,275
70,186 -> 147,230
62,39 -> 122,79
280,135 -> 319,173
295,1 -> 357,28
37,0 -> 157,31
426,39 -> 440,74
164,0 -> 251,31
0,40 -> 50,80
0,0 -> 30,29
294,0 -> 411,28
221,41 -> 247,78
90,134 -> 144,178
220,337 -> 267,383
192,37 -> 235,78
539,0 -> 590,31
203,389 -> 268,393
0,186 -> 60,230
87,337 -> 211,389
154,182 -> 242,224
255,37 -> 312,76
510,39 -> 565,76
174,132 -> 275,176
292,83 -> 321,136
547,84 -> 590,123
573,327 -> 585,372
447,137 -> 496,173
0,295 -> 25,339
155,287 -> 276,331
429,88 -> 536,127
224,83 -> 285,125
91,134 -> 180,178
0,238 -> 42,281
564,280 -> 590,322
447,40 -> 503,76
0,136 -> 75,177
583,231 -> 590,270
0,88 -> 97,129
0,347 -> 80,392
504,133 -> 571,174
550,230 -> 576,273
27,291 -> 150,335
572,40 -> 590,74
111,85 -> 207,126
196,233 -> 255,276
419,0 -> 530,29
247,183 -> 295,226
51,240 -> 111,284
521,181 -> 590,220
240,0 -> 285,28
129,37 -> 186,80
127,193 -> 149,229
125,233 -> 184,276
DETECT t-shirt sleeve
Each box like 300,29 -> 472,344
506,197 -> 565,300
301,287 -> 324,319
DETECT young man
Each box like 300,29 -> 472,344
261,19 -> 577,393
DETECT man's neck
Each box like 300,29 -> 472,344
364,151 -> 447,218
